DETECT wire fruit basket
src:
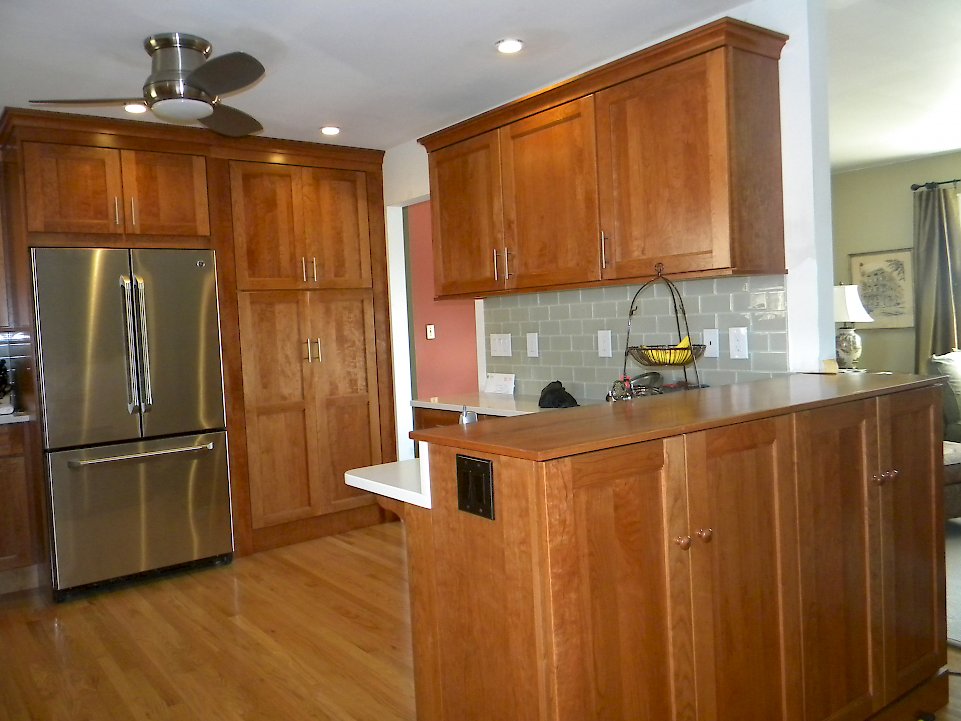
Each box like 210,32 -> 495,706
628,344 -> 705,367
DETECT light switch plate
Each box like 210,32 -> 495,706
490,333 -> 512,357
598,329 -> 613,358
526,332 -> 539,358
729,327 -> 749,359
426,324 -> 435,340
703,329 -> 719,358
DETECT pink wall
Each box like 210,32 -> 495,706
408,200 -> 478,397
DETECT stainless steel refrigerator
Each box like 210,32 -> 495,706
32,247 -> 233,595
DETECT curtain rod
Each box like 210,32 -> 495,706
910,178 -> 961,191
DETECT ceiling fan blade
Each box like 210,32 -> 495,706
187,52 -> 264,96
199,103 -> 262,137
29,97 -> 143,106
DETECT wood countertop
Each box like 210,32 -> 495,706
409,372 -> 942,461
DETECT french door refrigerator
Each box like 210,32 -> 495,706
32,247 -> 233,595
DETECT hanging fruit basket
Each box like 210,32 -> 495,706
620,264 -> 703,390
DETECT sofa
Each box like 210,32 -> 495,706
929,352 -> 961,518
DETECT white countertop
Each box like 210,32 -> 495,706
0,413 -> 30,425
411,392 -> 595,417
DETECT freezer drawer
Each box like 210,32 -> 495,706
46,431 -> 233,591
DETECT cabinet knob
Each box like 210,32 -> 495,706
674,535 -> 692,551
696,528 -> 713,543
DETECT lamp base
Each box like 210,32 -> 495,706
836,326 -> 863,369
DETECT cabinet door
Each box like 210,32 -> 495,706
877,388 -> 945,701
237,291 -> 323,528
307,290 -> 380,513
547,439 -> 683,721
684,416 -> 801,721
500,97 -> 600,289
795,400 -> 883,721
429,131 -> 504,296
120,150 -> 209,236
23,142 -> 124,234
596,51 -> 730,279
230,162 -> 308,290
0,425 -> 33,571
301,167 -> 372,288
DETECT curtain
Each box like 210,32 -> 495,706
914,186 -> 961,372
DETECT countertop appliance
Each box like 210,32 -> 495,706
32,247 -> 233,596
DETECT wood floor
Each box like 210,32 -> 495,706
2,520 -> 961,721
0,522 -> 415,721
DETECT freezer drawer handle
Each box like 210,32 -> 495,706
67,442 -> 215,468
119,275 -> 141,414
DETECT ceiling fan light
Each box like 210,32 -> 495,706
124,102 -> 148,114
151,97 -> 213,121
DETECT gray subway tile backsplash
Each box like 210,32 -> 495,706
484,275 -> 790,403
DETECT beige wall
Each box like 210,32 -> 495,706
832,150 -> 961,372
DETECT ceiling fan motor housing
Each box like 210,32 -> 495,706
143,33 -> 215,117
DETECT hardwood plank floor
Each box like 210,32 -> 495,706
2,520 -> 961,720
0,522 -> 415,721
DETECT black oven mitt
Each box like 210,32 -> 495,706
538,380 -> 579,408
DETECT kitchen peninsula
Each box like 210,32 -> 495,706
392,373 -> 946,721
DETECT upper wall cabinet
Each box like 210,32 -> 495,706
23,142 -> 209,236
420,18 -> 788,299
230,160 -> 372,291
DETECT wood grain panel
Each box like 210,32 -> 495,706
429,131 -> 503,296
877,387 -> 945,701
596,50 -> 730,279
0,453 -> 30,571
120,150 -> 209,235
302,167 -> 372,288
795,400 -> 882,721
500,96 -> 600,289
685,416 -> 801,721
230,161 -> 306,289
23,142 -> 123,234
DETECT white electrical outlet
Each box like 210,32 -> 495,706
729,327 -> 749,359
598,329 -> 613,358
527,332 -> 539,358
703,329 -> 719,358
490,333 -> 512,357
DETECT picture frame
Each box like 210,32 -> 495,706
849,248 -> 914,329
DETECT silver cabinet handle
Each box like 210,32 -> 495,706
316,338 -> 322,362
493,248 -> 499,281
67,442 -> 214,468
306,337 -> 312,363
302,257 -> 307,283
600,231 -> 608,269
134,275 -> 153,411
504,247 -> 512,280
114,197 -> 121,226
119,275 -> 140,414
130,197 -> 137,227
312,257 -> 318,282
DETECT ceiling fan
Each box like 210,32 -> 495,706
29,32 -> 265,137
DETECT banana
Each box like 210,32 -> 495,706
675,336 -> 691,349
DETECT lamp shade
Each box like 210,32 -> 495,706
834,285 -> 873,324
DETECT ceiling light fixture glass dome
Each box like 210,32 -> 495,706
150,97 -> 214,121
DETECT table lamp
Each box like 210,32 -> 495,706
834,284 -> 874,369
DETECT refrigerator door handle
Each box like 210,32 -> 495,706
119,275 -> 141,414
134,275 -> 154,412
66,442 -> 215,468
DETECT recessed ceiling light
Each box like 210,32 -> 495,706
124,102 -> 148,114
496,38 -> 524,54
320,126 -> 341,136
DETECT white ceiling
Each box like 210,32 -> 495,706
0,1 -> 953,170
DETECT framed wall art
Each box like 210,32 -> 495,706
849,248 -> 914,328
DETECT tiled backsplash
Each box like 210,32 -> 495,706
484,275 -> 790,403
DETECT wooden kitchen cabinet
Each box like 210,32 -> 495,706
0,424 -> 34,571
595,48 -> 784,280
238,289 -> 380,529
429,131 -> 504,296
23,142 -> 209,236
231,160 -> 372,291
793,386 -> 944,721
